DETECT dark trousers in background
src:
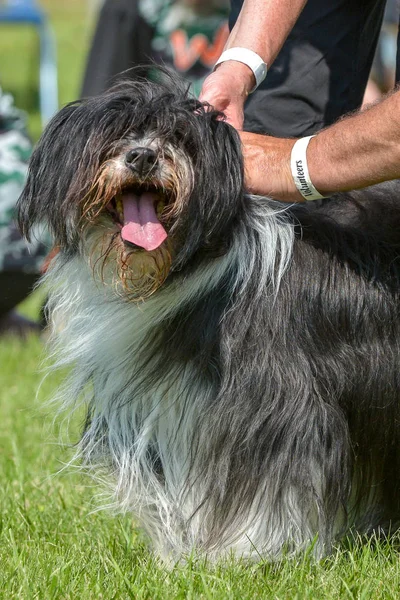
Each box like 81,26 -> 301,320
81,0 -> 153,98
230,0 -> 387,136
0,272 -> 38,319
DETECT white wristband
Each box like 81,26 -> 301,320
290,136 -> 325,201
214,48 -> 267,92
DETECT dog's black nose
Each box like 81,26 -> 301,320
125,147 -> 157,176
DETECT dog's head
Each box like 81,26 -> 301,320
18,71 -> 244,300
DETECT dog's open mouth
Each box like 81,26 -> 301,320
107,186 -> 168,251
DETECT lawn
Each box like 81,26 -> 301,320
0,2 -> 400,598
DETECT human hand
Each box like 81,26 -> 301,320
199,61 -> 255,130
239,131 -> 303,202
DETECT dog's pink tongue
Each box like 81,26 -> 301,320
121,192 -> 167,251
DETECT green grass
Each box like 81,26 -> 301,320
1,2 -> 400,597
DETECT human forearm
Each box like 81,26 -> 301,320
226,0 -> 308,66
216,0 -> 308,95
240,132 -> 300,201
240,88 -> 400,202
309,88 -> 400,194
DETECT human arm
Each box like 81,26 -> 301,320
199,0 -> 308,129
240,88 -> 400,201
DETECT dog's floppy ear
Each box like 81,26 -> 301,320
18,102 -> 84,250
168,109 -> 246,270
193,113 -> 244,228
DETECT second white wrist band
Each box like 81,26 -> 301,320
290,136 -> 325,201
214,47 -> 268,92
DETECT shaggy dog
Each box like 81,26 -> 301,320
18,72 -> 400,561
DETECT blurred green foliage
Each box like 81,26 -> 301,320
0,0 -> 92,141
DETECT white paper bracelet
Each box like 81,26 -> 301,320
290,136 -> 325,201
214,47 -> 267,92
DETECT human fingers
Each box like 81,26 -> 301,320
199,62 -> 254,128
199,78 -> 244,129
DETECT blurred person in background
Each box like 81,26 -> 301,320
81,0 -> 229,98
200,0 -> 388,134
363,0 -> 399,106
0,89 -> 47,337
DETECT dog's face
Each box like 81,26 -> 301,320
18,73 -> 244,300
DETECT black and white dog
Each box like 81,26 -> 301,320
18,72 -> 400,561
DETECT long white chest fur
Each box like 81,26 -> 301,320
43,209 -> 314,561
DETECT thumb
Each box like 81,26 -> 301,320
223,105 -> 244,130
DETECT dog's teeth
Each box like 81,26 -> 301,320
157,199 -> 165,217
116,196 -> 123,219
